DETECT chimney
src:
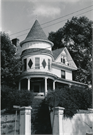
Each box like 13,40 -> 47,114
11,38 -> 19,47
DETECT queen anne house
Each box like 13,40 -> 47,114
16,20 -> 87,96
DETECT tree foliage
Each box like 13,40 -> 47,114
1,32 -> 21,87
45,87 -> 92,118
48,16 -> 92,84
1,86 -> 34,111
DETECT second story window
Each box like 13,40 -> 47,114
35,57 -> 40,69
61,70 -> 65,79
48,59 -> 50,70
24,58 -> 27,71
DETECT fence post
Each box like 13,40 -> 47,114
19,106 -> 32,135
51,106 -> 65,135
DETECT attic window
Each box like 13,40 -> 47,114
61,57 -> 66,64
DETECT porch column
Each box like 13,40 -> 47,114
19,81 -> 21,91
45,77 -> 48,96
53,80 -> 56,90
28,78 -> 30,91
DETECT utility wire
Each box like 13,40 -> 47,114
15,8 -> 93,38
10,5 -> 93,36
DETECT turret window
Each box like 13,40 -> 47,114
48,59 -> 50,70
35,57 -> 40,69
28,59 -> 33,68
24,58 -> 27,71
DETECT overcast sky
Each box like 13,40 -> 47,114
1,0 -> 93,42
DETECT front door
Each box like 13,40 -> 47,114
34,85 -> 39,92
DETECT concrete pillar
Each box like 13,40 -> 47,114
19,106 -> 32,135
19,81 -> 21,90
45,77 -> 48,96
28,78 -> 30,91
53,80 -> 55,90
50,106 -> 65,135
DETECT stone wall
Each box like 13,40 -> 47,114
1,113 -> 20,135
50,107 -> 93,135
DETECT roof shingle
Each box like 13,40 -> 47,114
26,20 -> 48,41
53,48 -> 64,60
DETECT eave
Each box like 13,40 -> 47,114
52,62 -> 77,71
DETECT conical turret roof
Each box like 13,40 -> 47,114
26,20 -> 47,40
20,20 -> 53,46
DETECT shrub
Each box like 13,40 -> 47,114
1,85 -> 34,111
45,87 -> 92,118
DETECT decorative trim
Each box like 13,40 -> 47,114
20,39 -> 54,47
18,71 -> 87,88
21,48 -> 53,58
52,62 -> 77,71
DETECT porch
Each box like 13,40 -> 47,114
18,77 -> 69,96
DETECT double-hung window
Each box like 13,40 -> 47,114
61,70 -> 65,79
35,57 -> 40,69
48,59 -> 50,70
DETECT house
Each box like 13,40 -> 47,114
17,20 -> 87,96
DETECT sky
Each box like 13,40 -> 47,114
1,0 -> 93,42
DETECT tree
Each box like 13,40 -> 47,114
48,16 -> 92,84
1,32 -> 21,87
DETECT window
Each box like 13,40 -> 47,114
48,59 -> 50,70
24,58 -> 27,71
61,57 -> 65,64
63,58 -> 65,64
61,70 -> 65,79
35,57 -> 40,69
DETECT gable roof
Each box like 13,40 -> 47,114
53,48 -> 64,60
53,47 -> 77,70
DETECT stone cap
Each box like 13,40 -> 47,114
53,106 -> 65,110
20,106 -> 32,110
